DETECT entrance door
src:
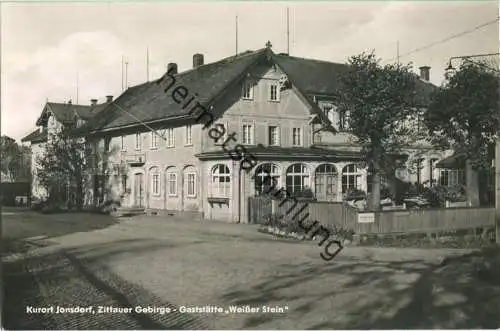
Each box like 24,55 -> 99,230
315,174 -> 338,202
134,173 -> 144,207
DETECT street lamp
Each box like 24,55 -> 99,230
445,52 -> 500,79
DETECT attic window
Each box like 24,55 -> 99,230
269,84 -> 280,102
242,82 -> 253,100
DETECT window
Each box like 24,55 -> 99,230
121,175 -> 128,193
242,82 -> 253,99
185,125 -> 192,145
211,164 -> 231,197
151,132 -> 158,149
150,168 -> 160,196
269,84 -> 279,101
242,124 -> 254,145
254,163 -> 280,195
339,111 -> 350,130
286,163 -> 309,194
168,173 -> 177,196
292,128 -> 302,146
439,169 -> 465,187
187,173 -> 196,197
121,136 -> 126,151
214,122 -> 228,144
321,103 -> 336,124
135,133 -> 142,150
268,126 -> 279,146
166,128 -> 175,147
342,164 -> 362,194
104,137 -> 111,152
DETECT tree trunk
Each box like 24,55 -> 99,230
370,159 -> 382,211
465,160 -> 480,207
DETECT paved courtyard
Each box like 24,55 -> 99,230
3,209 -> 500,329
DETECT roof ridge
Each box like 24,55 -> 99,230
274,53 -> 346,66
171,48 -> 267,77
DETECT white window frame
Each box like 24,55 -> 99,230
254,163 -> 281,195
185,125 -> 192,146
151,172 -> 160,196
292,127 -> 302,146
121,136 -> 126,151
186,172 -> 196,197
242,124 -> 254,145
211,164 -> 231,197
150,132 -> 158,149
166,128 -> 175,148
168,172 -> 177,196
269,83 -> 280,102
285,163 -> 310,194
342,164 -> 362,194
268,125 -> 280,146
135,133 -> 142,150
242,82 -> 253,100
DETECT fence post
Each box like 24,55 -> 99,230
445,200 -> 450,208
271,199 -> 276,215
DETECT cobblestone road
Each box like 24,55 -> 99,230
3,210 -> 499,329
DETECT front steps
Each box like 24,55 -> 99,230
112,206 -> 146,217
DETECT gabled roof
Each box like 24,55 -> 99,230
79,47 -> 437,135
21,129 -> 47,143
272,53 -> 436,105
87,48 -> 269,132
36,102 -> 108,126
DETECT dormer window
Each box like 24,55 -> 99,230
242,82 -> 253,100
321,103 -> 335,124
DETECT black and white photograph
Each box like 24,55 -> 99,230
1,0 -> 500,329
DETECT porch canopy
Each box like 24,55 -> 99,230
435,153 -> 466,169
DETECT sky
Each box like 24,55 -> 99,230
1,1 -> 498,142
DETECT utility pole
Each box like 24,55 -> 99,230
496,137 -> 500,244
396,41 -> 400,65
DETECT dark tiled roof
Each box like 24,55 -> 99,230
36,102 -> 109,126
273,53 -> 436,106
82,48 -> 437,134
92,49 -> 268,131
436,153 -> 466,169
21,129 -> 47,143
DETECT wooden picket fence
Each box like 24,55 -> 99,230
248,196 -> 496,234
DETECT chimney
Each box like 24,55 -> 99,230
419,66 -> 430,81
193,53 -> 204,68
90,99 -> 97,106
106,95 -> 113,103
167,62 -> 178,75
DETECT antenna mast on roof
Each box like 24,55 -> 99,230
121,55 -> 124,92
146,47 -> 150,82
287,7 -> 290,55
235,15 -> 238,56
125,61 -> 129,89
76,71 -> 79,104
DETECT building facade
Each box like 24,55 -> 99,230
24,44 -> 462,221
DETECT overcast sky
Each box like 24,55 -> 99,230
2,1 -> 498,142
